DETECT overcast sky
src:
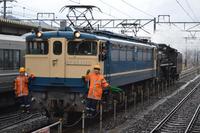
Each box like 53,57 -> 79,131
2,0 -> 200,21
2,0 -> 200,53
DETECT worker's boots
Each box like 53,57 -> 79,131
85,107 -> 92,117
25,105 -> 31,113
20,105 -> 25,113
85,107 -> 96,118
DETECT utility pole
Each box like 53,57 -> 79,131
185,38 -> 188,68
0,0 -> 14,19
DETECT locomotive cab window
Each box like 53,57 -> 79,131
27,41 -> 48,55
99,42 -> 108,61
68,41 -> 97,56
53,41 -> 62,55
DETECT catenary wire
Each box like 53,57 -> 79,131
185,0 -> 199,21
121,0 -> 155,18
175,0 -> 195,22
98,0 -> 133,18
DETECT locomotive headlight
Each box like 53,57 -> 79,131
74,31 -> 80,38
36,31 -> 43,38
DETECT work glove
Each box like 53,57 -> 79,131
86,69 -> 90,75
30,73 -> 35,79
82,76 -> 86,81
107,85 -> 111,89
105,85 -> 111,92
82,76 -> 88,84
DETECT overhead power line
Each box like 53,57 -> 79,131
98,0 -> 132,18
12,4 -> 37,13
14,1 -> 43,13
185,0 -> 199,21
121,0 -> 155,18
175,0 -> 195,22
11,11 -> 35,18
69,0 -> 80,4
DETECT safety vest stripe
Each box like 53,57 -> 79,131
20,77 -> 22,96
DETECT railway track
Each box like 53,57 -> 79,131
150,81 -> 200,133
0,112 -> 40,130
184,104 -> 200,133
0,67 -> 198,133
180,67 -> 200,79
62,68 -> 200,132
0,111 -> 48,133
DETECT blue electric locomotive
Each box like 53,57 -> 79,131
25,28 -> 166,115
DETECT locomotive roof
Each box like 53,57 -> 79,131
158,43 -> 177,51
26,31 -> 98,40
26,30 -> 156,47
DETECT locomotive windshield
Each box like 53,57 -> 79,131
68,41 -> 97,56
26,41 -> 48,55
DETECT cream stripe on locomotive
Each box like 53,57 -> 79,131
108,68 -> 155,77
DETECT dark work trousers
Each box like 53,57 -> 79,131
86,98 -> 99,116
17,96 -> 30,111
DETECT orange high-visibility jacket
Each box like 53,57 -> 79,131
85,72 -> 109,100
14,75 -> 29,97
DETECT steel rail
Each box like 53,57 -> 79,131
180,67 -> 200,79
0,112 -> 20,120
150,81 -> 200,133
0,112 -> 41,131
184,104 -> 200,133
0,113 -> 21,122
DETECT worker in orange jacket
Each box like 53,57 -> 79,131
84,65 -> 110,117
14,67 -> 34,113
